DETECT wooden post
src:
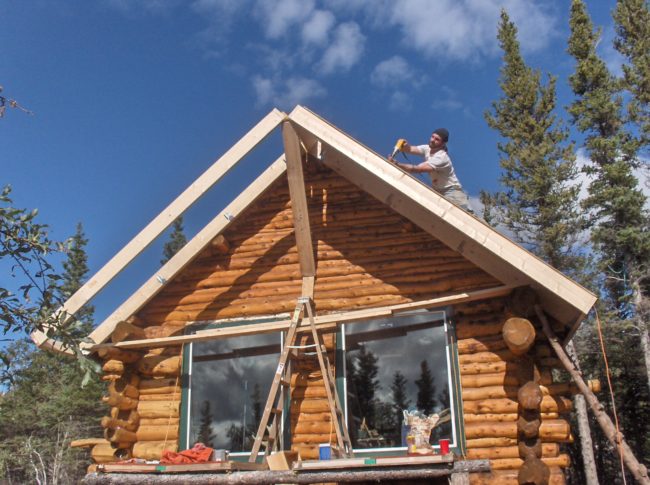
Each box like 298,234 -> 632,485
535,305 -> 650,484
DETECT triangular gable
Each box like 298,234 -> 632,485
33,105 -> 596,351
287,106 -> 596,334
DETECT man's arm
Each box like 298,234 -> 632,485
392,160 -> 434,174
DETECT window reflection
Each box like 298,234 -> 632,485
344,312 -> 453,449
188,333 -> 281,452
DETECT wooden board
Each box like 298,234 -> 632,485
297,454 -> 454,470
89,285 -> 513,352
98,461 -> 268,474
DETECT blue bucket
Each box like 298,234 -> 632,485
319,443 -> 332,460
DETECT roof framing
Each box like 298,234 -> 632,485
286,106 -> 596,330
33,105 -> 597,352
31,109 -> 286,350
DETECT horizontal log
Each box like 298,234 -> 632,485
112,321 -> 146,344
108,380 -> 139,400
70,438 -> 109,448
490,454 -> 570,470
469,468 -> 565,485
290,413 -> 332,424
291,433 -> 336,445
102,360 -> 124,375
136,424 -> 179,441
138,393 -> 181,402
292,444 -> 320,460
138,378 -> 180,394
466,443 -> 559,460
101,394 -> 138,410
461,373 -> 518,388
463,396 -> 573,415
139,417 -> 180,426
458,350 -> 517,365
91,443 -> 131,464
137,400 -> 180,419
457,335 -> 508,355
465,437 -> 517,449
131,441 -> 178,460
97,348 -> 143,363
464,420 -> 571,441
105,427 -> 137,444
136,355 -> 181,377
461,382 -> 582,402
292,421 -> 337,435
463,413 -> 559,423
460,362 -> 512,375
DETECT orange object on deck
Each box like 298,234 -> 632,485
160,443 -> 213,464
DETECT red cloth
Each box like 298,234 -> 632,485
160,443 -> 214,464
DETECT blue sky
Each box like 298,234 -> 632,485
1,0 -> 627,327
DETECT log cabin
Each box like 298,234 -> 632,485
36,106 -> 599,484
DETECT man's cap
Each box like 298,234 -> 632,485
433,128 -> 449,143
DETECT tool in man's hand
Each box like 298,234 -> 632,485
390,138 -> 407,158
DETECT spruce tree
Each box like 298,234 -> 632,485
59,223 -> 94,332
483,9 -> 584,273
354,346 -> 379,427
161,216 -> 187,265
197,400 -> 216,447
568,0 -> 650,314
568,0 -> 650,478
415,360 -> 436,415
614,0 -> 650,147
390,371 -> 410,434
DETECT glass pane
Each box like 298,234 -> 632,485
189,333 -> 280,452
344,312 -> 452,449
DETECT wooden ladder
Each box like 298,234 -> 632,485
249,296 -> 353,462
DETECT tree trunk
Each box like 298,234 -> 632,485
641,325 -> 650,395
566,341 -> 599,485
536,306 -> 650,484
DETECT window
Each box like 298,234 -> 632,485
180,329 -> 282,456
340,310 -> 462,454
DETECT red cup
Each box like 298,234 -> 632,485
439,439 -> 450,455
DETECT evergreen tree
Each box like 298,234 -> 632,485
354,346 -> 379,426
415,360 -> 436,415
390,371 -> 410,435
58,222 -> 94,332
161,217 -> 187,265
614,0 -> 650,147
197,400 -> 216,447
568,0 -> 650,315
483,9 -> 585,273
568,1 -> 650,480
251,382 -> 262,429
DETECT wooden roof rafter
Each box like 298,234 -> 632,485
31,109 -> 286,351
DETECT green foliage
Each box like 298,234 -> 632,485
0,185 -> 65,340
0,340 -> 105,483
483,10 -> 586,274
352,346 -> 379,426
568,0 -> 650,314
614,0 -> 650,148
161,217 -> 187,266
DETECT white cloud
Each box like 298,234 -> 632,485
254,0 -> 315,39
318,22 -> 365,74
388,90 -> 411,112
334,0 -> 557,62
370,56 -> 415,88
301,10 -> 336,46
252,76 -> 326,109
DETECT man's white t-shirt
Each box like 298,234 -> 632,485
415,145 -> 462,193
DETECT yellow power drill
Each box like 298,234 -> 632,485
391,138 -> 407,158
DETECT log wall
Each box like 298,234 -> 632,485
89,158 -> 576,483
457,293 -> 573,485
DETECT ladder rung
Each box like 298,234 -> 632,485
270,408 -> 282,414
280,378 -> 290,387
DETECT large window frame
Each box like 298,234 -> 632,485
179,319 -> 288,459
337,308 -> 465,457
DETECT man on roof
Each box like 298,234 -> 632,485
388,128 -> 471,211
